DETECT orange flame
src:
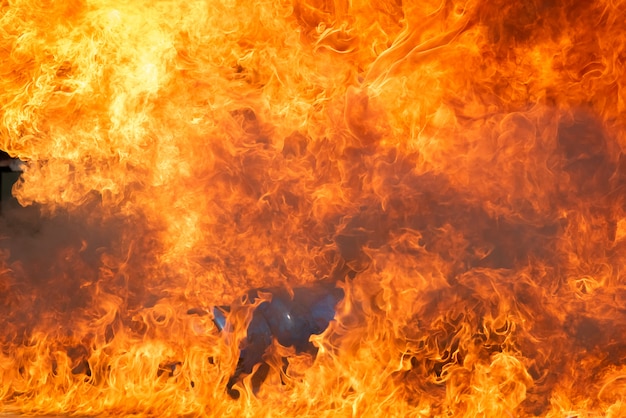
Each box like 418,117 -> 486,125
1,0 -> 626,416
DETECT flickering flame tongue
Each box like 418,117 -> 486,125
1,0 -> 626,416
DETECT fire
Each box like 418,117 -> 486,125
1,0 -> 626,416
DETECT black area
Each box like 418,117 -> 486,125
0,170 -> 20,206
216,282 -> 344,397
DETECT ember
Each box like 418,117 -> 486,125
1,0 -> 626,416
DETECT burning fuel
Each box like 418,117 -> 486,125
1,0 -> 626,416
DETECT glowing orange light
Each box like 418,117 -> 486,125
1,0 -> 626,416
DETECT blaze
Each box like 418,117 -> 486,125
1,0 -> 626,416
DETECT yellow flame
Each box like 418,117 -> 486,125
1,0 -> 626,416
